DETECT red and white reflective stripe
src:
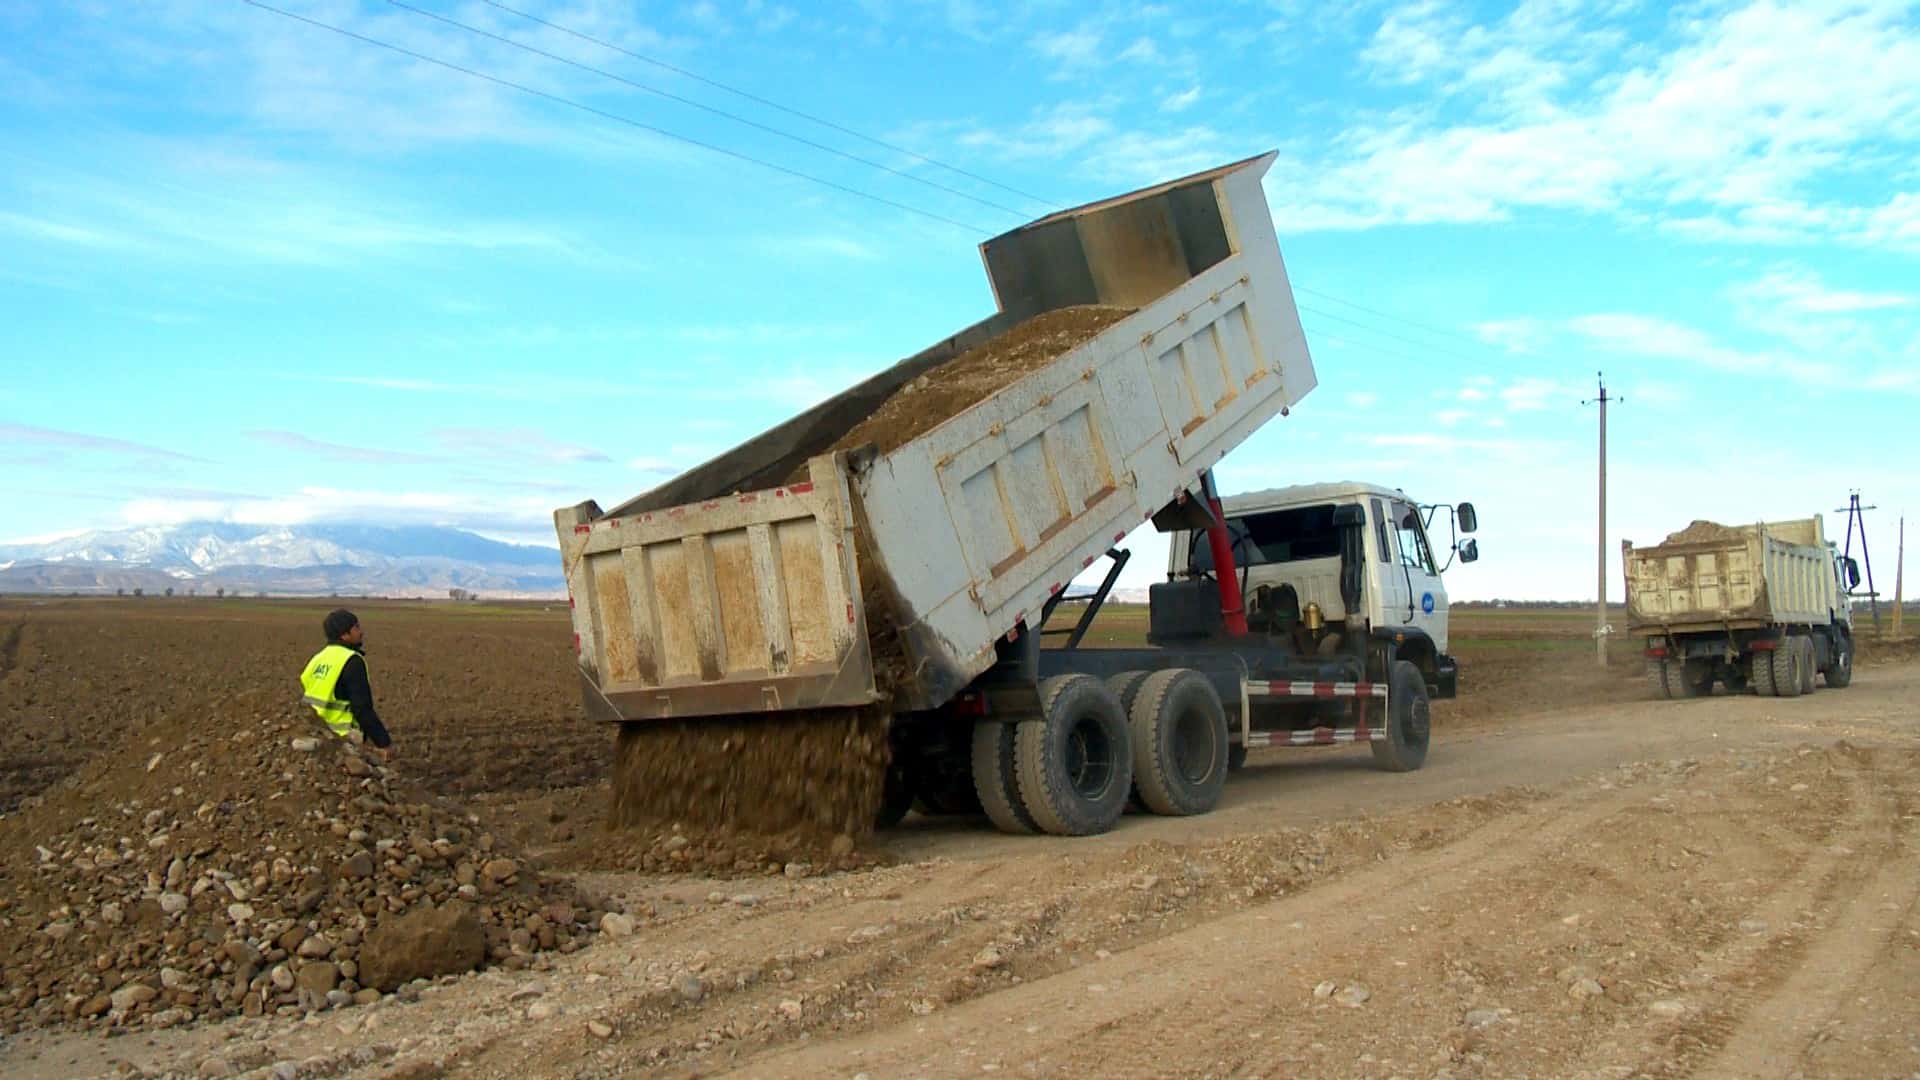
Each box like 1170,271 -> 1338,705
1244,680 -> 1388,699
1244,726 -> 1386,747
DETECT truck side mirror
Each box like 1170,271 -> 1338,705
1458,502 -> 1478,534
1844,557 -> 1861,589
1332,504 -> 1365,528
1459,538 -> 1479,564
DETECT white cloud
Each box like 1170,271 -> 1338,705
1161,86 -> 1202,113
1569,312 -> 1836,383
115,487 -> 557,533
1473,318 -> 1546,355
1272,0 -> 1920,252
1497,376 -> 1575,412
434,428 -> 610,465
1731,268 -> 1912,315
1345,391 -> 1380,408
1033,26 -> 1104,72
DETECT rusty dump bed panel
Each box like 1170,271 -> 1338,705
1623,517 -> 1838,634
557,152 -> 1316,722
554,456 -> 873,721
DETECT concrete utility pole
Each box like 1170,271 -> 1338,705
1895,516 -> 1906,638
1583,373 -> 1621,668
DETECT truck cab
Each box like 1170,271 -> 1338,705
1164,481 -> 1477,699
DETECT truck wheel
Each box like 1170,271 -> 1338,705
1106,671 -> 1154,812
1015,675 -> 1133,836
1825,634 -> 1854,688
1751,650 -> 1776,696
1371,660 -> 1430,772
971,721 -> 1037,835
1648,661 -> 1677,700
1106,670 -> 1152,716
876,761 -> 914,829
1769,640 -> 1802,698
1797,636 -> 1817,694
1128,669 -> 1229,816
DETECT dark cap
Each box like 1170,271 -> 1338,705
323,609 -> 360,642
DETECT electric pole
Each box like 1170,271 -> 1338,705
1583,373 -> 1621,668
1895,516 -> 1905,638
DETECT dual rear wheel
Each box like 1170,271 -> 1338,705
970,669 -> 1232,836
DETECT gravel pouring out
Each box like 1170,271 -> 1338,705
606,305 -> 1135,847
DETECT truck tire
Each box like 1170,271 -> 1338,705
1825,633 -> 1854,688
1769,640 -> 1802,698
1014,675 -> 1132,836
1820,630 -> 1850,687
1106,670 -> 1154,813
1648,661 -> 1677,700
1371,660 -> 1430,772
1106,670 -> 1152,716
971,721 -> 1038,835
1750,650 -> 1776,696
1127,669 -> 1229,816
1797,635 -> 1817,695
876,761 -> 914,829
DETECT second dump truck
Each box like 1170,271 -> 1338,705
1625,517 -> 1859,698
556,153 -> 1479,837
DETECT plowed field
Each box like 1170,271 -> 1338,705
2,597 -> 1916,1079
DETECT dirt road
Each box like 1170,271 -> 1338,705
5,652 -> 1915,1079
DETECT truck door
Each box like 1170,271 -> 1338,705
1388,498 -> 1447,650
1368,497 -> 1406,628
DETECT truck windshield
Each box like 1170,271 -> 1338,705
1190,503 -> 1342,573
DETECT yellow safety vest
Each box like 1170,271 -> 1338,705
299,644 -> 362,737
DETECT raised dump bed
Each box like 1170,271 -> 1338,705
556,152 -> 1315,729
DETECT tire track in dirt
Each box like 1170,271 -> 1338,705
1686,750 -> 1919,1078
727,780 -> 1674,1077
1545,748 -> 1893,1077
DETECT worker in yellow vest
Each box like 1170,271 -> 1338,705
299,609 -> 393,757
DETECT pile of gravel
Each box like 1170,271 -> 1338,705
0,694 -> 602,1033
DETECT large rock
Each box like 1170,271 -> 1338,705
359,902 -> 486,991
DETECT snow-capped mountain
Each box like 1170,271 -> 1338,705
0,522 -> 563,597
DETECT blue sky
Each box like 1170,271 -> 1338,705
2,0 -> 1916,602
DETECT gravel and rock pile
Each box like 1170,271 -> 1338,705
0,694 -> 602,1033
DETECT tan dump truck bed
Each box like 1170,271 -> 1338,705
1623,517 -> 1842,634
556,152 -> 1317,723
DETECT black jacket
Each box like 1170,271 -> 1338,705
331,645 -> 392,748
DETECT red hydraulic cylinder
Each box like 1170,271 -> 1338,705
1201,472 -> 1249,637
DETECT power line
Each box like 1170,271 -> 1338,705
1296,303 -> 1491,365
251,0 -> 1510,361
239,0 -> 993,233
1294,284 -> 1492,350
382,0 -> 1033,219
476,0 -> 1060,211
1297,326 -> 1432,367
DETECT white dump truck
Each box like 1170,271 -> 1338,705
1624,517 -> 1858,698
556,153 -> 1480,837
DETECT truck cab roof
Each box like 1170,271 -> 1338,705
1219,481 -> 1409,516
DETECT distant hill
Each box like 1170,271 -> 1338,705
0,522 -> 562,598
